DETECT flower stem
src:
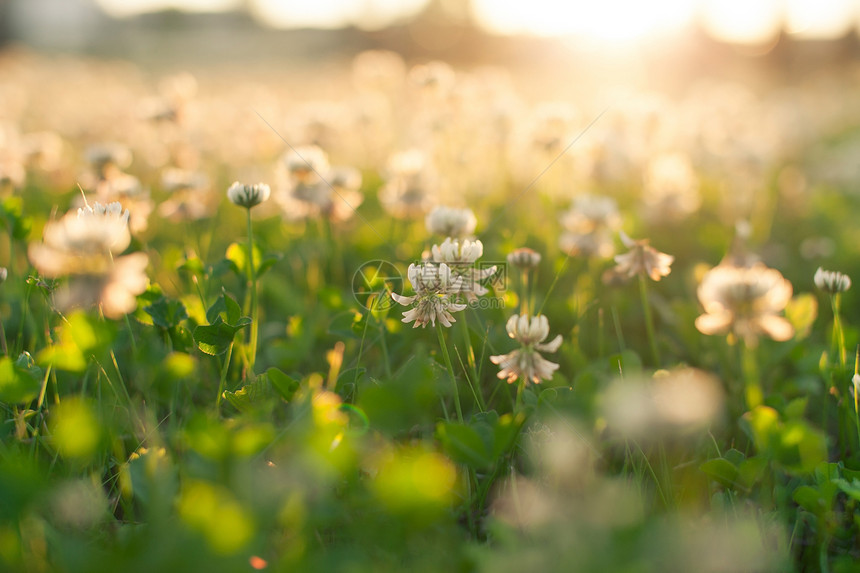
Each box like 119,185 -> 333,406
458,317 -> 486,412
437,323 -> 463,423
216,341 -> 234,409
638,275 -> 661,367
246,208 -> 258,374
853,347 -> 860,452
831,293 -> 846,371
742,340 -> 763,409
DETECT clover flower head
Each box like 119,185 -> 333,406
507,247 -> 541,270
227,181 -> 270,209
431,237 -> 496,300
490,314 -> 562,384
559,194 -> 621,259
425,206 -> 477,238
378,149 -> 437,220
695,263 -> 794,346
391,263 -> 466,328
612,231 -> 674,282
814,267 -> 851,294
28,203 -> 148,319
283,145 -> 330,185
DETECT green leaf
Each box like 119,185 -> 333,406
737,456 -> 768,489
492,412 -> 525,458
169,325 -> 194,353
724,448 -> 746,467
832,478 -> 860,502
0,353 -> 42,404
194,322 -> 242,356
793,485 -> 825,513
205,291 -> 248,328
144,297 -> 188,329
222,375 -> 273,413
224,292 -> 243,325
815,462 -> 842,484
785,293 -> 818,340
267,368 -> 299,401
700,458 -> 739,488
38,312 -> 116,372
436,422 -> 494,469
785,397 -> 808,420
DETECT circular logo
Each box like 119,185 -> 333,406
351,260 -> 403,311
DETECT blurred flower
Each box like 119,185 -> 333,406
227,181 -> 270,209
559,194 -> 621,258
425,206 -> 476,238
641,152 -> 700,221
378,149 -> 436,219
85,142 -> 132,176
507,247 -> 541,270
408,61 -> 455,96
814,267 -> 851,294
54,252 -> 149,320
602,368 -> 724,439
611,231 -> 674,282
391,263 -> 466,328
21,131 -> 63,171
277,144 -> 364,223
28,202 -> 148,318
430,237 -> 496,301
283,145 -> 330,186
352,50 -> 406,92
490,314 -> 562,384
32,202 -> 131,271
695,263 -> 794,345
158,168 -> 215,222
0,267 -> 6,284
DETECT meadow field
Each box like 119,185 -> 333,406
2,48 -> 860,571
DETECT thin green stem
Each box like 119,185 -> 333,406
742,341 -> 762,409
437,323 -> 463,423
246,209 -> 258,374
215,342 -> 234,409
638,274 -> 660,367
831,294 -> 846,371
458,317 -> 486,412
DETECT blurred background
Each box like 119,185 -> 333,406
2,0 -> 860,90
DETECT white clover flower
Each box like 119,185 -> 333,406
30,202 -> 131,275
431,237 -> 496,300
507,247 -> 541,270
378,149 -> 437,220
425,206 -> 477,238
559,194 -> 621,259
814,267 -> 851,294
0,267 -> 6,284
391,263 -> 466,328
55,252 -> 150,319
277,161 -> 364,223
85,143 -> 132,172
283,145 -> 330,185
611,231 -> 674,282
695,263 -> 794,345
490,314 -> 562,384
28,203 -> 148,318
227,181 -> 270,209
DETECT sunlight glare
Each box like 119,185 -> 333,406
471,0 -> 696,41
700,0 -> 782,44
785,0 -> 857,38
